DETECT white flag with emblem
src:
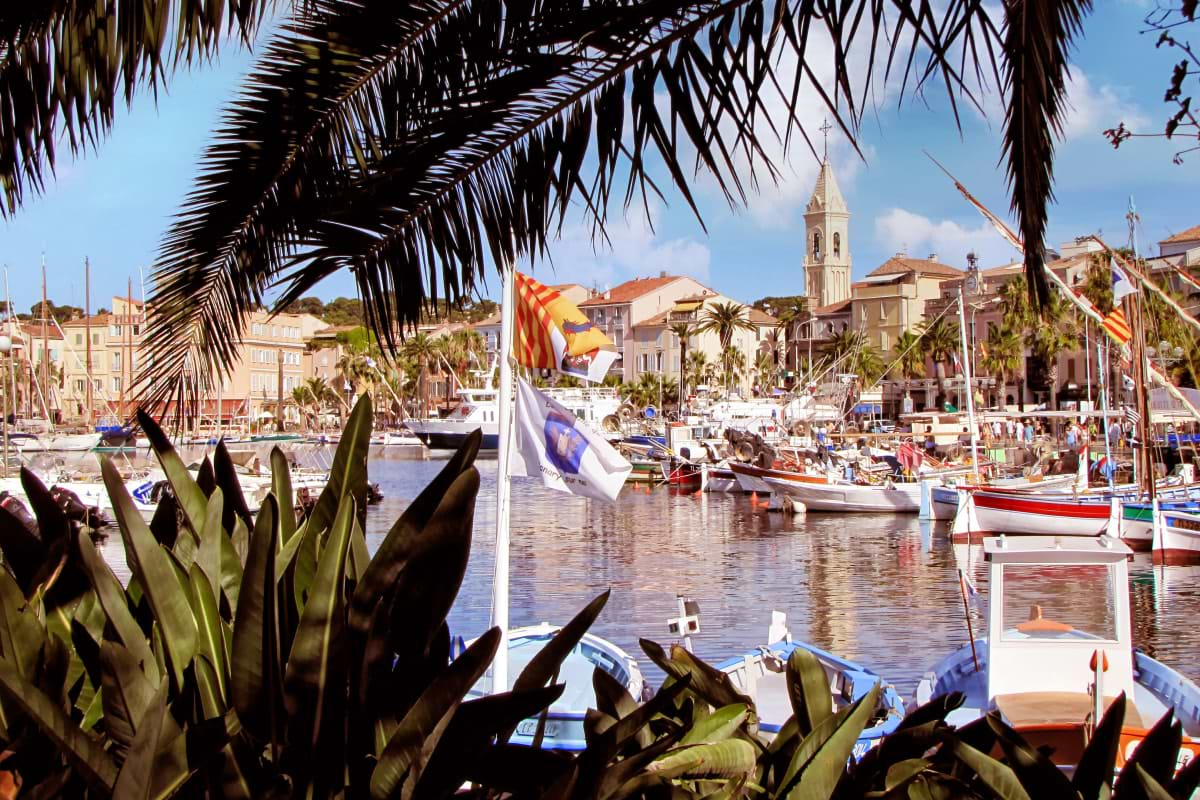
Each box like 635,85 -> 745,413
512,377 -> 631,502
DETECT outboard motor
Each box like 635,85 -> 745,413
0,492 -> 38,536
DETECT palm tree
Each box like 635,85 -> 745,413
686,351 -> 709,394
754,350 -> 776,394
982,325 -> 1025,410
719,345 -> 746,395
1025,294 -> 1079,413
403,332 -> 439,417
892,330 -> 926,380
668,322 -> 691,406
998,275 -> 1033,331
697,302 -> 754,349
918,319 -> 961,380
825,329 -> 865,370
775,297 -> 810,381
8,4 -> 1100,403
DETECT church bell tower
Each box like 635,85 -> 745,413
803,144 -> 851,308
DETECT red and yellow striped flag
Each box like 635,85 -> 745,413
1101,307 -> 1132,345
513,273 -> 617,382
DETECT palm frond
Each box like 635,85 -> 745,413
141,0 -> 1004,407
0,0 -> 272,215
1001,0 -> 1093,309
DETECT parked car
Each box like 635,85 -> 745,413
866,419 -> 896,434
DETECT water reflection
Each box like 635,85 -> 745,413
96,454 -> 1200,696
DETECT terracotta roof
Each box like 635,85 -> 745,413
471,312 -> 502,327
20,322 -> 64,340
867,256 -> 964,279
1160,224 -> 1200,244
747,307 -> 778,324
61,314 -> 112,327
578,276 -> 681,306
634,310 -> 671,327
811,299 -> 852,315
675,291 -> 718,303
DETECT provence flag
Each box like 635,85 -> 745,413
1101,307 -> 1132,345
513,272 -> 617,382
511,377 -> 631,502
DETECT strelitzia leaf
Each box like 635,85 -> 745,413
77,532 -> 158,681
648,739 -> 757,779
680,703 -> 748,746
196,488 -> 225,601
951,739 -> 1032,800
139,409 -> 209,534
0,658 -> 119,793
787,647 -> 833,737
230,494 -> 281,743
214,440 -> 254,533
98,641 -> 158,753
779,683 -> 880,799
0,569 -> 44,678
271,446 -> 297,546
370,627 -> 501,800
296,393 -> 372,548
283,496 -> 354,777
1074,694 -> 1125,800
188,563 -> 229,701
102,457 -> 198,687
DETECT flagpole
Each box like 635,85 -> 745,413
1099,341 -> 1114,491
491,262 -> 516,694
957,288 -> 981,477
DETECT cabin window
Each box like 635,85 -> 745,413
812,231 -> 821,260
833,232 -> 841,257
1000,564 -> 1117,642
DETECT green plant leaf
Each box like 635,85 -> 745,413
787,647 -> 833,737
1073,692 -> 1125,800
196,488 -> 225,601
99,641 -> 159,753
0,658 -> 119,792
950,739 -> 1032,800
271,446 -> 297,546
0,569 -> 44,678
102,457 -> 198,687
77,532 -> 159,681
1133,763 -> 1175,800
188,563 -> 229,701
680,703 -> 748,746
884,759 -> 930,791
1116,708 -> 1183,798
514,591 -> 609,696
0,504 -> 47,594
648,739 -> 757,779
780,683 -> 880,799
230,494 -> 281,743
139,409 -> 210,535
987,712 -> 1076,797
349,427 -> 480,637
370,627 -> 501,800
640,639 -> 753,713
214,441 -> 254,533
283,495 -> 354,775
299,393 -> 373,553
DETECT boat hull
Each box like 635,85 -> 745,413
967,491 -> 1114,536
1122,504 -> 1200,562
407,424 -> 500,451
765,477 -> 920,512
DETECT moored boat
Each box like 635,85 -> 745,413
764,475 -> 921,512
716,612 -> 905,758
465,623 -> 644,751
914,535 -> 1200,770
1121,502 -> 1200,561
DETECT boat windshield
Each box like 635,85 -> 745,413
1000,564 -> 1117,642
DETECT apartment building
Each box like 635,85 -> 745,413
60,296 -> 144,420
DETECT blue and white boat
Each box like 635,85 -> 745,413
464,623 -> 645,751
716,612 -> 905,759
914,535 -> 1200,770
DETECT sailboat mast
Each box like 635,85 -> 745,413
491,264 -> 517,694
85,259 -> 93,427
125,277 -> 133,419
957,288 -> 980,476
1127,200 -> 1156,502
41,257 -> 50,427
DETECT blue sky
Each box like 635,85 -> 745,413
2,3 -> 1195,315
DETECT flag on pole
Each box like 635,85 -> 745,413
513,273 -> 617,382
1124,405 -> 1141,426
951,351 -> 963,375
512,377 -> 631,501
1111,258 -> 1137,304
1101,307 -> 1132,345
1092,455 -> 1115,479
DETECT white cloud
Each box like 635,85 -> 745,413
873,207 -> 1023,268
531,204 -> 712,291
1060,71 -> 1149,141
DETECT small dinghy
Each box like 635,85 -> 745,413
463,623 -> 645,752
716,612 -> 905,759
914,535 -> 1200,770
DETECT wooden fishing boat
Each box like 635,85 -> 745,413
763,475 -> 921,513
728,461 -> 830,494
464,623 -> 645,751
1121,502 -> 1200,561
702,465 -> 739,493
914,536 -> 1200,770
717,613 -> 905,759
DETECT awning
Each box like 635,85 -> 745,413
672,301 -> 701,312
852,403 -> 882,415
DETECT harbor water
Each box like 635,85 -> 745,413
96,450 -> 1200,697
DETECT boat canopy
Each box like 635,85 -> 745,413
984,535 -> 1134,706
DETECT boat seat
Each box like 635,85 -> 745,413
995,692 -> 1144,729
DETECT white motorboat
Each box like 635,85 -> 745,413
464,623 -> 644,751
1121,502 -> 1200,561
764,475 -> 921,512
10,432 -> 103,452
914,535 -> 1200,770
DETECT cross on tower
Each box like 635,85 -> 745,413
819,118 -> 832,161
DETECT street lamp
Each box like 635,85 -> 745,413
0,334 -> 10,479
